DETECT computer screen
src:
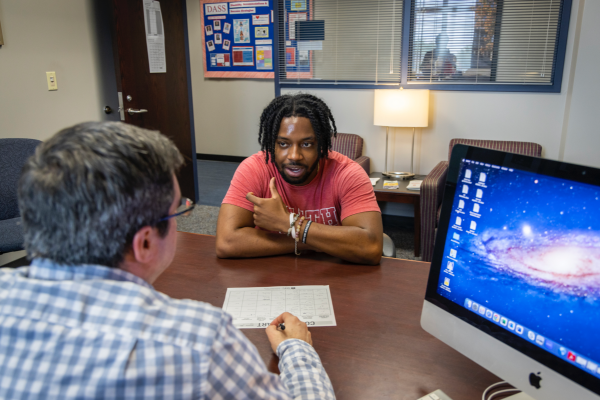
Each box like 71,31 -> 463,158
422,144 -> 600,399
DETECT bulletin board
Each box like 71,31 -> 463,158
201,0 -> 274,78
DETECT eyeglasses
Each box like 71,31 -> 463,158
158,197 -> 195,222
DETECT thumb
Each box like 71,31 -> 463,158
269,177 -> 280,199
246,192 -> 260,204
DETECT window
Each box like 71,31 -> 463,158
275,0 -> 572,92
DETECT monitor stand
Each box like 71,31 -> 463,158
506,393 -> 535,400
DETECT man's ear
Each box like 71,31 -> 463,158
130,225 -> 160,264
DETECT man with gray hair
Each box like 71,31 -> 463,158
0,122 -> 334,399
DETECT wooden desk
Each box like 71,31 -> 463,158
154,232 -> 500,400
371,172 -> 426,257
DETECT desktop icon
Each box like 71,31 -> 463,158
516,325 -> 524,334
545,341 -> 554,351
528,331 -> 536,341
576,356 -> 587,367
444,277 -> 450,287
500,317 -> 508,326
470,221 -> 477,231
453,232 -> 460,241
449,249 -> 457,258
587,361 -> 598,373
535,335 -> 545,346
478,306 -> 486,315
567,351 -> 577,362
559,347 -> 567,356
473,203 -> 480,213
476,189 -> 483,198
479,172 -> 487,182
485,310 -> 493,318
455,217 -> 462,226
471,303 -> 479,312
458,200 -> 465,209
493,313 -> 500,322
507,321 -> 516,330
466,299 -> 472,308
462,185 -> 469,194
446,261 -> 454,271
465,169 -> 472,179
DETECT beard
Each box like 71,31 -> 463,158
276,159 -> 319,185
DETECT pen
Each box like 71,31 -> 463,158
278,323 -> 285,331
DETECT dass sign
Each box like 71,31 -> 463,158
205,3 -> 229,15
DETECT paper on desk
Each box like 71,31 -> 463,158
222,285 -> 337,329
143,0 -> 167,73
370,177 -> 380,186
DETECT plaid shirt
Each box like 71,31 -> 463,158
0,259 -> 335,399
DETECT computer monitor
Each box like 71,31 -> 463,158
421,144 -> 600,400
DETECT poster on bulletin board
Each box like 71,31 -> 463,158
201,0 -> 274,78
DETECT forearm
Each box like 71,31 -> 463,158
277,340 -> 335,400
302,221 -> 381,265
216,226 -> 309,258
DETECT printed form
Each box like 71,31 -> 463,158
222,285 -> 337,329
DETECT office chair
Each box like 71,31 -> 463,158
0,138 -> 41,255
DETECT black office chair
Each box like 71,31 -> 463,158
0,138 -> 41,255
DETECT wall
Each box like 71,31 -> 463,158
562,0 -> 600,167
283,0 -> 590,216
186,0 -> 274,157
0,0 -> 119,142
0,0 -> 118,265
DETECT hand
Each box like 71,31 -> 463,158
246,177 -> 290,232
265,312 -> 312,353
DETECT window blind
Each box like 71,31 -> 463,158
277,0 -> 403,86
407,0 -> 563,85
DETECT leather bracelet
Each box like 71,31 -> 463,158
302,221 -> 312,244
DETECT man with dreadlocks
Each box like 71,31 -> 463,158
216,93 -> 383,265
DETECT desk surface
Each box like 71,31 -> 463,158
154,232 -> 500,399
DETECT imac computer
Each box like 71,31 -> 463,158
421,145 -> 600,400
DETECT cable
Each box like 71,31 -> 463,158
482,381 -> 521,400
482,381 -> 508,400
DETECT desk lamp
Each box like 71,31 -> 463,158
374,88 -> 429,179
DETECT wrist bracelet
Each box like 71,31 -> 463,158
288,213 -> 299,237
302,221 -> 312,244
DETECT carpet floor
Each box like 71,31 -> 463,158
178,160 -> 421,261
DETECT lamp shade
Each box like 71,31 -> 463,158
373,89 -> 429,127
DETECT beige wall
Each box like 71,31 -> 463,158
186,0 -> 274,157
562,0 -> 600,166
282,0 -> 584,175
0,0 -> 118,142
283,0 -> 592,216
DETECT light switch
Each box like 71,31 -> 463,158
46,71 -> 58,91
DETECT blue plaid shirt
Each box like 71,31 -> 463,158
0,259 -> 335,399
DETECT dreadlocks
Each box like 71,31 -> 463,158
258,93 -> 337,164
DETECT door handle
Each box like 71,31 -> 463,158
127,108 -> 148,115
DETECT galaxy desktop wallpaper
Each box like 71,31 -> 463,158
437,160 -> 600,366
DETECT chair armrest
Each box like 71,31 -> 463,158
422,161 -> 449,206
355,156 -> 370,175
420,161 -> 449,261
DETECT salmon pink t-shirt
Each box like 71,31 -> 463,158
222,151 -> 380,225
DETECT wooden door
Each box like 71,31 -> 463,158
110,0 -> 198,201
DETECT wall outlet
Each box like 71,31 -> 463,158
46,71 -> 58,91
